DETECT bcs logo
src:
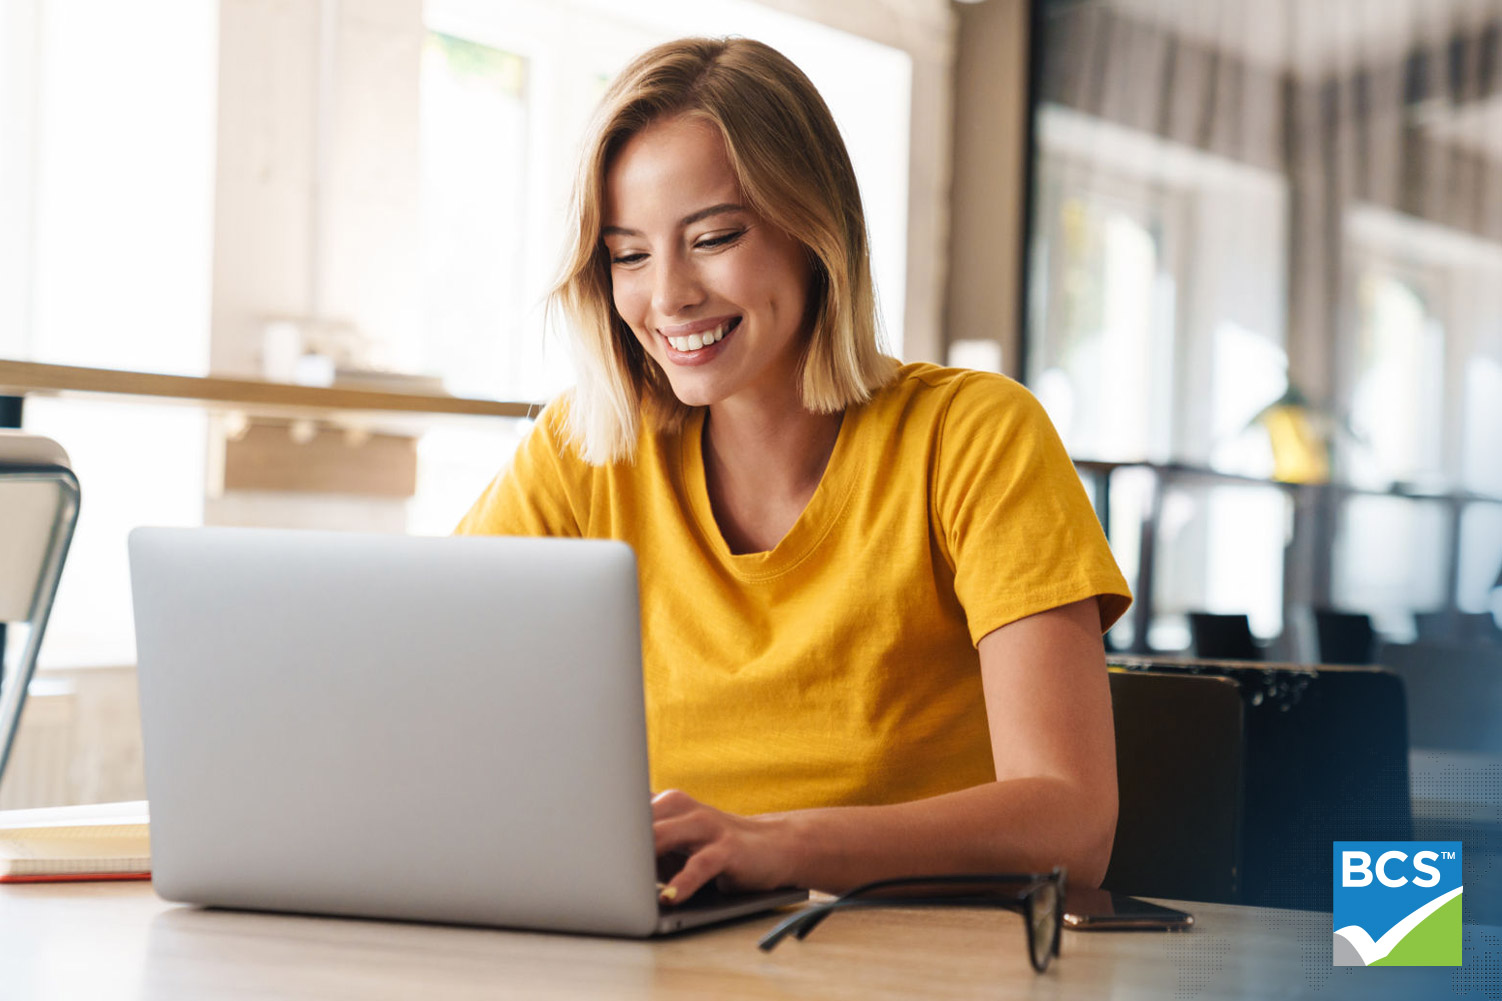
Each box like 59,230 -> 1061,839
1333,841 -> 1462,966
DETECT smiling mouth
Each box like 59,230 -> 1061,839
665,317 -> 740,353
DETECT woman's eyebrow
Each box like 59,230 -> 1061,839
602,203 -> 746,237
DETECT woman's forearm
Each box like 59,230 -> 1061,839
770,776 -> 1116,893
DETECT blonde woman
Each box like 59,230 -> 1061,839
457,37 -> 1131,905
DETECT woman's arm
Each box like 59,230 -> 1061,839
652,596 -> 1118,900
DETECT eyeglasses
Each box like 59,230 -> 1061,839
758,868 -> 1067,973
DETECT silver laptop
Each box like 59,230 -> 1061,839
128,527 -> 806,936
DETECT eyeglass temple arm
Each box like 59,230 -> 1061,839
759,898 -> 915,951
758,894 -> 1029,952
758,901 -> 842,951
758,878 -> 939,952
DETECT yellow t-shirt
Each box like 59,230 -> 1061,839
456,363 -> 1131,815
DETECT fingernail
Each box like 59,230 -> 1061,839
660,885 -> 679,902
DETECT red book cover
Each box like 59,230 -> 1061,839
0,870 -> 151,884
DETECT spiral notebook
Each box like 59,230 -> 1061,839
0,800 -> 150,883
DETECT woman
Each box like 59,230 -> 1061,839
457,37 -> 1131,905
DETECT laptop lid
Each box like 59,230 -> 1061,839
129,527 -> 665,936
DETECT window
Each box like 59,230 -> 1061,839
1030,165 -> 1177,461
1028,107 -> 1294,650
419,34 -> 535,401
1028,107 -> 1290,469
1337,208 -> 1502,632
1332,496 -> 1450,639
1345,267 -> 1446,487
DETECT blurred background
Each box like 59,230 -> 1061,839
1030,0 -> 1502,663
0,0 -> 1498,815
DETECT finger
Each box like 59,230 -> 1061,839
650,789 -> 697,819
653,811 -> 719,857
662,845 -> 728,905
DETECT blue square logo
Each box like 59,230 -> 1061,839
1333,841 -> 1462,966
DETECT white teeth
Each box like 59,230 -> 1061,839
666,321 -> 733,353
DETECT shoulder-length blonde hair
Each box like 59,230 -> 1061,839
551,36 -> 898,465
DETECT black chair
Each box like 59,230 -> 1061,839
1378,641 -> 1502,754
1104,669 -> 1244,904
1187,612 -> 1263,660
1105,659 -> 1411,911
1415,610 -> 1502,646
1230,663 -> 1410,910
1313,608 -> 1378,665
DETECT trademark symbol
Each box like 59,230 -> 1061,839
1442,851 -> 1457,860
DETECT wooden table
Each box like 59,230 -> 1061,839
0,883 -> 1477,1000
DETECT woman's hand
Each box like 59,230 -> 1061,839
651,789 -> 800,904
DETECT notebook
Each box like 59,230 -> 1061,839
127,528 -> 806,936
0,800 -> 151,883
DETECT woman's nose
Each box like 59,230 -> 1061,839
652,254 -> 704,318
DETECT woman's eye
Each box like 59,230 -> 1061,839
611,252 -> 647,266
695,230 -> 744,250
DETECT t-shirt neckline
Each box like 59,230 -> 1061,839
680,404 -> 862,581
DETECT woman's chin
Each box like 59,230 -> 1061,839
664,374 -> 726,410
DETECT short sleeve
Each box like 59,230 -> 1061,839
933,373 -> 1131,643
454,395 -> 586,538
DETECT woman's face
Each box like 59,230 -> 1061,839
602,114 -> 812,412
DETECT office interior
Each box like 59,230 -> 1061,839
1,0 -> 1499,923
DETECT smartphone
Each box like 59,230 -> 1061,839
1062,886 -> 1194,931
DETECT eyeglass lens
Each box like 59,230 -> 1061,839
1028,879 -> 1059,971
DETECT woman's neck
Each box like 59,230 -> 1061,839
702,398 -> 843,501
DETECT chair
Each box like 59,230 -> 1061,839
1459,612 -> 1501,645
1378,641 -> 1502,754
1415,610 -> 1502,646
1187,612 -> 1263,660
0,432 -> 81,785
1103,669 -> 1245,904
1230,662 -> 1410,910
1105,659 -> 1411,910
1313,608 -> 1378,665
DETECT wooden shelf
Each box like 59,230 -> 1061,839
0,360 -> 537,420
